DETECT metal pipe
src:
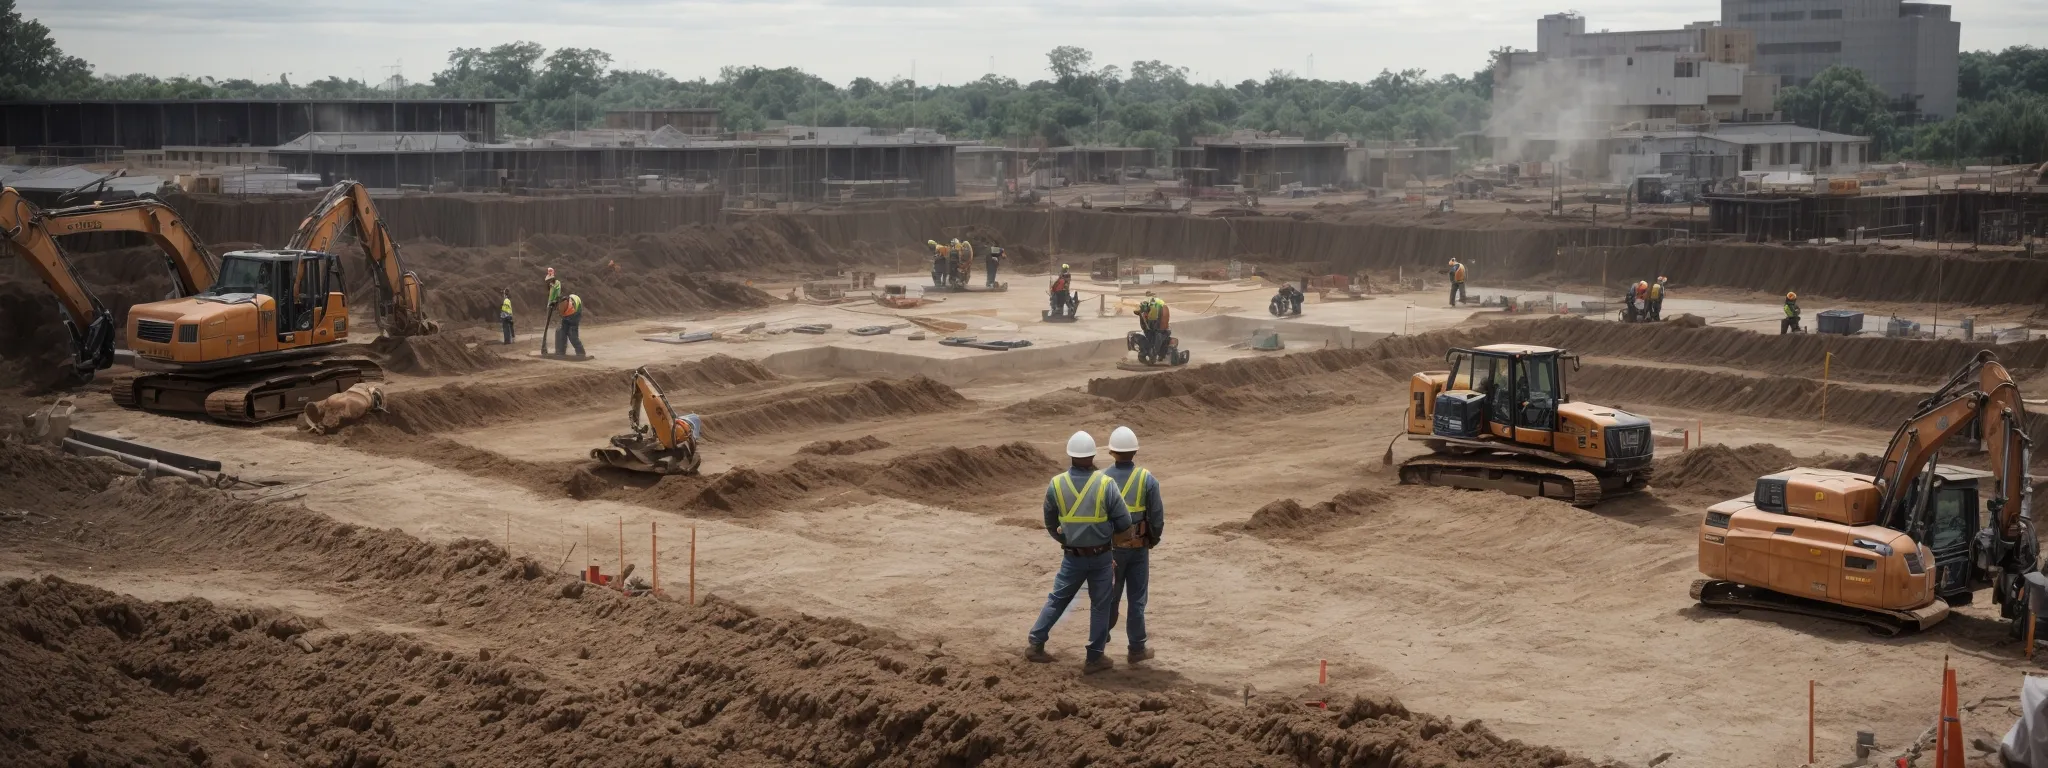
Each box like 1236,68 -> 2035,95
62,438 -> 211,484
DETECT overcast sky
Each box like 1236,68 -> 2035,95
26,0 -> 2046,88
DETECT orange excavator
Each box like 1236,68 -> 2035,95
1,187 -> 219,380
1695,351 -> 2034,636
105,180 -> 438,422
591,366 -> 703,475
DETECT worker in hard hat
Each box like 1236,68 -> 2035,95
1446,259 -> 1467,307
1136,293 -> 1170,359
1647,276 -> 1668,321
1781,291 -> 1801,334
1632,280 -> 1651,323
929,240 -> 947,287
985,245 -> 1003,288
555,293 -> 586,357
1025,430 -> 1134,674
946,239 -> 964,287
542,268 -> 564,353
1101,425 -> 1163,664
498,288 -> 515,345
1049,264 -> 1074,317
956,240 -> 975,286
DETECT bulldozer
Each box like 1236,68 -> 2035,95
591,366 -> 704,475
1399,344 -> 1654,506
1694,351 -> 2033,636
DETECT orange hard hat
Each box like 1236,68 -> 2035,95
1786,291 -> 1797,300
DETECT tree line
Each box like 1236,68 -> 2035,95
3,0 -> 2042,165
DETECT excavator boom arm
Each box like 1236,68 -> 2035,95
287,182 -> 436,336
629,367 -> 685,449
41,199 -> 217,295
0,187 -> 118,376
1878,352 -> 2030,539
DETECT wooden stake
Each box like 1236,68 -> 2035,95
617,517 -> 625,593
1808,679 -> 1816,766
689,526 -> 697,606
651,521 -> 660,597
2028,610 -> 2037,662
506,513 -> 512,557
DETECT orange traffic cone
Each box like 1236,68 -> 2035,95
1934,663 -> 1964,768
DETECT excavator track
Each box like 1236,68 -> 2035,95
1399,455 -> 1647,507
114,356 -> 383,424
1691,579 -> 1948,637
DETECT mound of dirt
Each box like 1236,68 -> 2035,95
380,354 -> 780,434
1219,488 -> 1390,537
0,437 -> 1604,768
366,333 -> 510,376
1087,347 -> 1381,403
1653,444 -> 1797,499
865,443 -> 1059,507
0,439 -> 123,512
1664,313 -> 1707,328
1000,389 -> 1108,418
797,435 -> 892,455
1818,452 -> 1885,475
703,376 -> 968,439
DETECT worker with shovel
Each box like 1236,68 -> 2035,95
1026,431 -> 1134,674
541,267 -> 564,354
555,293 -> 586,357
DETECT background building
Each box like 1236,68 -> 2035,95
1717,0 -> 1959,119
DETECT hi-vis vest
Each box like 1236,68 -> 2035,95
1451,264 -> 1466,282
500,298 -> 513,316
560,294 -> 583,317
1648,283 -> 1663,301
1051,472 -> 1114,544
1113,468 -> 1152,548
1785,301 -> 1799,318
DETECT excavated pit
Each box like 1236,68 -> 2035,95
0,442 -> 1604,768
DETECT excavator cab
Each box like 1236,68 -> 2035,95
137,249 -> 350,365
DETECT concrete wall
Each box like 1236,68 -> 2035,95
0,100 -> 500,150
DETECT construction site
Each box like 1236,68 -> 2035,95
4,176 -> 2048,768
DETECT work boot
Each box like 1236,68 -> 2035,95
1083,654 -> 1115,674
1024,643 -> 1054,663
1128,646 -> 1154,664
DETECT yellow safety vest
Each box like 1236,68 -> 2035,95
1051,472 -> 1112,524
1118,467 -> 1151,512
560,294 -> 583,317
500,298 -> 513,315
1648,283 -> 1663,301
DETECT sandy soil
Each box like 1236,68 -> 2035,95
3,269 -> 2036,768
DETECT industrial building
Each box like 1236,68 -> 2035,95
1176,133 -> 1349,191
603,108 -> 721,135
1607,122 -> 1873,184
1718,0 -> 1959,119
0,98 -> 507,156
1347,143 -> 1461,188
268,129 -> 964,202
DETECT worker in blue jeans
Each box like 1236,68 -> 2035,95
1026,430 -> 1133,674
1100,426 -> 1163,664
555,294 -> 586,357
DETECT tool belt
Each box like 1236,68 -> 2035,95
1113,522 -> 1149,549
1063,545 -> 1112,557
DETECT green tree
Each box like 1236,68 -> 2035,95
0,0 -> 90,98
1775,65 -> 1900,154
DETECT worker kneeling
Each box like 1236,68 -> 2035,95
1026,431 -> 1134,674
1047,264 -> 1078,319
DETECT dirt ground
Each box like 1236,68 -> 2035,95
3,217 -> 2043,767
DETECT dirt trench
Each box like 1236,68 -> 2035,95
0,438 -> 1600,768
377,354 -> 782,435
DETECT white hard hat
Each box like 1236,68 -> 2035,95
1065,431 -> 1098,458
1108,426 -> 1139,452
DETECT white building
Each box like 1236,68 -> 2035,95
1607,123 -> 1873,184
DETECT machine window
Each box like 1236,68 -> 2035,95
1844,555 -> 1876,570
1518,356 -> 1560,430
1928,491 -> 1969,550
205,257 -> 271,296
